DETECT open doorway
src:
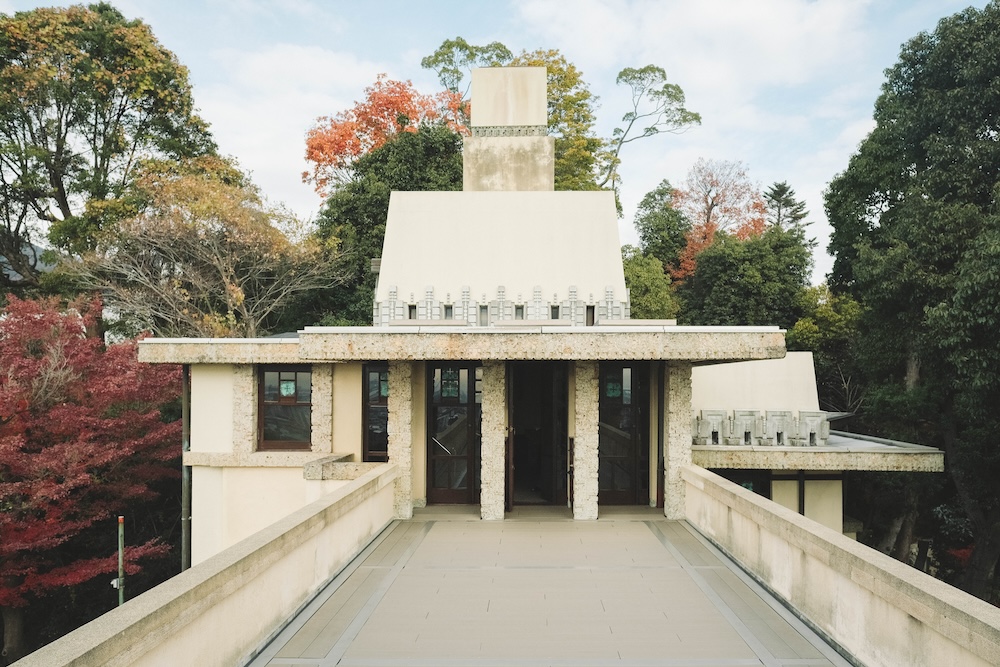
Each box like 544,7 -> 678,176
507,362 -> 569,508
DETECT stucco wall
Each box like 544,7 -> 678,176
771,478 -> 844,533
691,351 -> 819,414
684,465 -> 1000,667
190,365 -> 234,453
332,363 -> 363,460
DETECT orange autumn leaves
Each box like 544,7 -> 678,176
671,158 -> 767,282
303,75 -> 467,197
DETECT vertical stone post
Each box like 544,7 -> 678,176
387,361 -> 413,519
573,361 -> 600,520
480,361 -> 506,520
664,362 -> 693,520
310,364 -> 333,453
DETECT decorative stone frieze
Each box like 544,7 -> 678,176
480,361 -> 506,520
573,361 -> 600,520
471,124 -> 548,137
664,363 -> 693,519
387,361 -> 414,519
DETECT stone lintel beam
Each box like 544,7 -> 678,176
692,448 -> 945,472
138,329 -> 785,365
297,328 -> 785,363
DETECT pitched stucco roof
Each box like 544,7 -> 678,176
375,190 -> 626,305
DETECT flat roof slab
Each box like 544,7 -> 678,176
693,431 -> 945,472
247,509 -> 851,667
138,327 -> 786,364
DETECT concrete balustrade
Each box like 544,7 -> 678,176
682,464 -> 1000,667
13,464 -> 398,667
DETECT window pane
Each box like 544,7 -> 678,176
433,407 -> 469,455
367,406 -> 388,454
623,368 -> 631,405
380,372 -> 389,398
297,372 -> 311,403
459,368 -> 468,403
263,404 -> 310,443
264,372 -> 279,401
368,371 -> 381,403
433,369 -> 441,402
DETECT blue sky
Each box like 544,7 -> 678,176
3,0 -> 990,281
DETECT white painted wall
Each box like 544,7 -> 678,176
190,365 -> 234,453
691,352 -> 820,414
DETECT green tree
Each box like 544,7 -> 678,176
622,245 -> 679,319
311,124 -> 464,325
420,37 -> 513,100
825,2 -> 1000,599
764,181 -> 809,230
786,284 -> 863,413
633,179 -> 690,272
0,3 -> 215,287
678,224 -> 812,327
69,157 -> 337,337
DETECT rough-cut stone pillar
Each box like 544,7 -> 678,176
573,361 -> 600,520
480,361 -> 506,520
387,361 -> 413,519
310,364 -> 333,453
664,362 -> 693,519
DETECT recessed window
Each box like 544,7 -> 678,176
443,304 -> 454,320
408,304 -> 417,319
515,305 -> 524,320
586,305 -> 596,326
363,363 -> 389,462
259,366 -> 311,450
478,305 -> 489,326
551,305 -> 560,320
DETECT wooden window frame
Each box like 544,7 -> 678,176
363,362 -> 389,462
258,364 -> 312,451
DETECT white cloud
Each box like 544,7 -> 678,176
197,43 -> 387,220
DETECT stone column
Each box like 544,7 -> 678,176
480,361 -> 506,520
573,361 -> 600,520
310,364 -> 333,453
664,362 -> 693,520
387,361 -> 413,519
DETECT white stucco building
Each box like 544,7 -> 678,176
137,67 -> 941,565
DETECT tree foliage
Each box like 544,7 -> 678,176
70,157 -> 339,337
312,124 -> 464,325
671,159 -> 767,281
0,3 -> 215,285
303,75 -> 465,197
678,224 -> 812,328
420,37 -> 512,98
600,66 -> 701,190
0,295 -> 180,661
622,245 -> 679,319
633,179 -> 691,273
764,181 -> 809,229
824,2 -> 1000,599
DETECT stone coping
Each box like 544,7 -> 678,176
13,464 -> 398,667
182,451 -> 345,468
692,430 -> 944,472
683,465 -> 1000,667
303,457 -> 383,480
138,328 -> 784,364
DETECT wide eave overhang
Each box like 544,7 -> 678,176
138,325 -> 786,364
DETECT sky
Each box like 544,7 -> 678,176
2,0 -> 991,282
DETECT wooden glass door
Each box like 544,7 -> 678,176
426,363 -> 482,504
598,363 -> 649,505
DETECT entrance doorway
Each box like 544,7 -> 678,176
506,362 -> 569,509
598,363 -> 650,505
426,363 -> 482,504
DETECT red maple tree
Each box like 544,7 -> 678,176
670,158 -> 767,282
303,74 -> 467,197
0,296 -> 181,661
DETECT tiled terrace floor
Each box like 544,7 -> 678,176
247,506 -> 851,667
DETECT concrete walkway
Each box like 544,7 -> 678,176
247,507 -> 852,667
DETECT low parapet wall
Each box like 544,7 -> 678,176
14,464 -> 399,667
682,465 -> 1000,667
